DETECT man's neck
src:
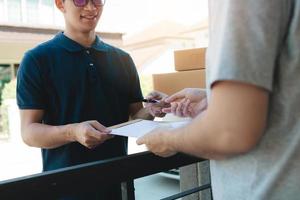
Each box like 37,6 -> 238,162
64,29 -> 96,48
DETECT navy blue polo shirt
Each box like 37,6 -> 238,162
17,32 -> 143,171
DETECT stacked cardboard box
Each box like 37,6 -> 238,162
152,48 -> 207,95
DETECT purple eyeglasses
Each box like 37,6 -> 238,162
72,0 -> 105,7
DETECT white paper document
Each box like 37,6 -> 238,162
110,119 -> 189,138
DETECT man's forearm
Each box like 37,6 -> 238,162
167,117 -> 224,160
22,123 -> 75,149
169,114 -> 255,160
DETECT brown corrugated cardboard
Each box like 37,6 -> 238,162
152,70 -> 206,95
174,48 -> 206,71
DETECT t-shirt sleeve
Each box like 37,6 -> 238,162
126,55 -> 144,103
207,0 -> 288,91
17,51 -> 45,109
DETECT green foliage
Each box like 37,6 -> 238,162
0,105 -> 9,139
1,79 -> 16,100
0,80 -> 11,105
0,79 -> 16,139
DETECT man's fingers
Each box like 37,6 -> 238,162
182,99 -> 190,116
165,89 -> 188,103
175,102 -> 184,117
87,134 -> 113,149
174,98 -> 186,117
89,120 -> 111,133
165,94 -> 182,103
170,102 -> 178,114
136,136 -> 145,145
88,128 -> 105,140
162,107 -> 171,113
87,126 -> 114,142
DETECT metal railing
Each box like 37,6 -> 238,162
0,151 -> 210,200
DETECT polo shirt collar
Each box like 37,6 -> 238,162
56,32 -> 108,52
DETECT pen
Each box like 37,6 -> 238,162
142,99 -> 159,103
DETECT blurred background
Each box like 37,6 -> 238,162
0,0 -> 209,199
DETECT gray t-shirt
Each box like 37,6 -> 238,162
207,1 -> 300,200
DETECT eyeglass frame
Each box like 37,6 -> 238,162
72,0 -> 106,7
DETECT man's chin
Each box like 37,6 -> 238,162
80,26 -> 97,34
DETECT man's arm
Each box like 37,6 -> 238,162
137,81 -> 269,159
20,110 -> 113,149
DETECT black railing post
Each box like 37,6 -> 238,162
121,180 -> 135,200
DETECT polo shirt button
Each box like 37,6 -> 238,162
86,50 -> 90,54
89,63 -> 94,66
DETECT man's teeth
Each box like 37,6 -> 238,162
82,16 -> 96,19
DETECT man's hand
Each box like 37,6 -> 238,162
70,120 -> 113,149
163,88 -> 207,118
136,127 -> 177,157
144,91 -> 169,118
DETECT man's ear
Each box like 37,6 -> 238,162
55,0 -> 65,12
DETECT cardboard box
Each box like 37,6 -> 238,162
174,48 -> 206,71
152,69 -> 206,95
